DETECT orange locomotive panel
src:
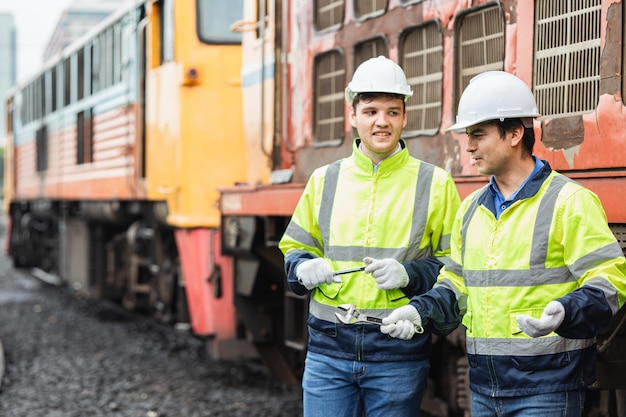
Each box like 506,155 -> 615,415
12,103 -> 143,201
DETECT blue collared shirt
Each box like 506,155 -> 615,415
489,156 -> 544,219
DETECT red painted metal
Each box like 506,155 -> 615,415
174,229 -> 236,339
219,183 -> 305,216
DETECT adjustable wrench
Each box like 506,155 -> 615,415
335,304 -> 383,325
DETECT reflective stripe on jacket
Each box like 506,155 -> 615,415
279,139 -> 460,361
412,161 -> 626,396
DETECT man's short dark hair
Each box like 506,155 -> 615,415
493,118 -> 535,155
352,92 -> 407,112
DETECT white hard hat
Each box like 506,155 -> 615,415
447,71 -> 540,132
345,56 -> 413,104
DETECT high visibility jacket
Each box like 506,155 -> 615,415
411,162 -> 626,396
279,139 -> 460,361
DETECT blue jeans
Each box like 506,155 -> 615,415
470,388 -> 586,417
302,351 -> 429,417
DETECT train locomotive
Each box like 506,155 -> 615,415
4,0 -> 626,415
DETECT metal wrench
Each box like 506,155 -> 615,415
335,304 -> 383,325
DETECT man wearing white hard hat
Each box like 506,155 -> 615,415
279,56 -> 461,416
381,71 -> 626,416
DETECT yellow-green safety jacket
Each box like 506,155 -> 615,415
411,161 -> 626,396
279,139 -> 460,361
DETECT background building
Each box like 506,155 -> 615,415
43,0 -> 128,63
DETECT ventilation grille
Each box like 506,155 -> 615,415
315,0 -> 344,31
401,22 -> 444,136
314,51 -> 346,145
533,0 -> 601,118
456,5 -> 505,108
354,0 -> 387,19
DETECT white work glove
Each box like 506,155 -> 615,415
363,257 -> 409,290
295,258 -> 341,290
516,301 -> 565,337
380,305 -> 425,340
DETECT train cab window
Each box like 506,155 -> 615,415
354,0 -> 387,21
315,0 -> 344,32
400,21 -> 444,136
197,0 -> 243,44
354,37 -> 388,67
454,4 -> 505,112
533,0 -> 601,118
313,50 -> 345,146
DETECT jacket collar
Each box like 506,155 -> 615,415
352,138 -> 409,174
478,159 -> 553,210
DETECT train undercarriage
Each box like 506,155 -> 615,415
5,198 -> 303,383
7,199 -> 188,326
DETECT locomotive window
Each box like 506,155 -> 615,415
354,0 -> 387,20
113,24 -> 122,84
354,37 -> 388,67
76,109 -> 93,165
455,4 -> 505,112
103,30 -> 113,88
83,46 -> 91,98
63,58 -> 71,107
26,81 -> 33,122
35,75 -> 44,120
36,125 -> 48,172
197,0 -> 243,44
91,41 -> 100,94
315,0 -> 344,32
50,66 -> 57,113
77,48 -> 85,101
533,0 -> 601,118
20,86 -> 29,124
313,50 -> 345,146
400,21 -> 443,136
99,33 -> 107,89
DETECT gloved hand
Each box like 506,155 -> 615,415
295,258 -> 341,290
363,257 -> 409,290
516,301 -> 565,337
380,305 -> 424,340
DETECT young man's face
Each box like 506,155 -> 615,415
349,96 -> 407,164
